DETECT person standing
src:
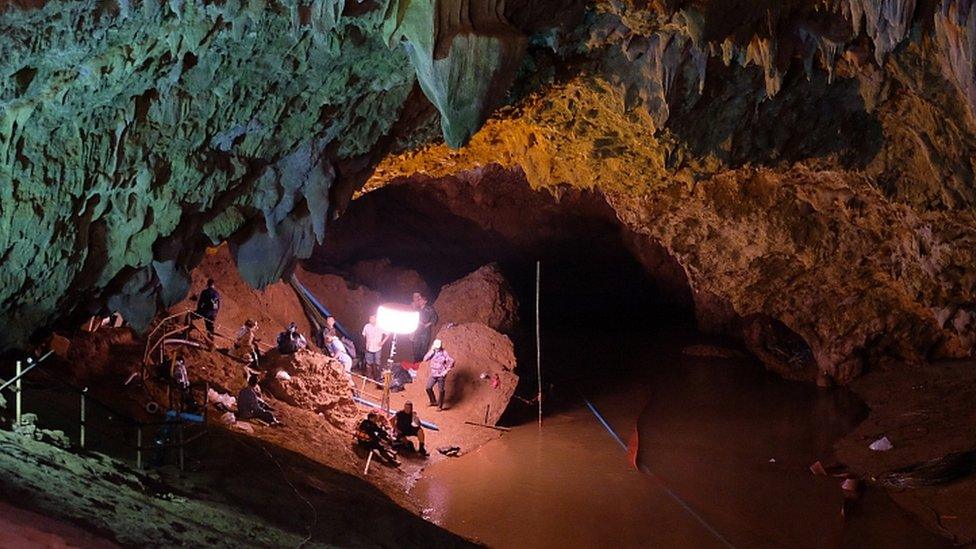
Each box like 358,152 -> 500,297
361,314 -> 389,382
171,353 -> 190,390
410,291 -> 438,366
423,339 -> 454,410
195,278 -> 220,339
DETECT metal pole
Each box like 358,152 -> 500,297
536,261 -> 543,428
80,388 -> 87,448
136,427 -> 143,469
15,360 -> 21,425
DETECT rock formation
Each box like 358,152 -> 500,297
1,0 -> 974,386
346,258 -> 430,301
433,322 -> 518,425
433,263 -> 519,334
262,351 -> 359,426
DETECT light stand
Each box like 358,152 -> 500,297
376,304 -> 420,411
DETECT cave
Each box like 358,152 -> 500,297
303,164 -> 703,395
2,0 -> 976,547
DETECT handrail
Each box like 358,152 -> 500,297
23,361 -> 210,428
0,350 -> 54,392
143,308 -> 274,366
5,360 -> 211,470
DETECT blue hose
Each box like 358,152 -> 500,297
291,275 -> 353,340
581,396 -> 735,549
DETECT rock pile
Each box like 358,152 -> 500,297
261,351 -> 358,428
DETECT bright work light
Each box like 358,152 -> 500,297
376,304 -> 419,335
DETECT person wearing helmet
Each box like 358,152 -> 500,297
423,339 -> 454,411
355,411 -> 399,466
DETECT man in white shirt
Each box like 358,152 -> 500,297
362,314 -> 389,382
326,334 -> 353,373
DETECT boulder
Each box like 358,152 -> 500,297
434,323 -> 518,425
261,351 -> 358,428
434,264 -> 518,334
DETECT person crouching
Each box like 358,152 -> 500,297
355,412 -> 399,466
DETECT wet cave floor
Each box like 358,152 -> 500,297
412,327 -> 951,548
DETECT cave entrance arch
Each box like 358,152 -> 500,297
304,165 -> 699,387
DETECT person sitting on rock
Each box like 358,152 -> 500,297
355,412 -> 398,466
233,319 -> 259,361
276,322 -> 307,354
326,333 -> 353,373
393,401 -> 429,457
236,374 -> 281,426
316,316 -> 338,349
423,339 -> 455,411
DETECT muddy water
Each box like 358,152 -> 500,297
412,332 -> 947,548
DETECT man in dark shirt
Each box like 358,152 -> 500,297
195,278 -> 220,338
393,401 -> 429,457
236,374 -> 280,426
410,291 -> 438,364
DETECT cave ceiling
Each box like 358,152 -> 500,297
1,0 -> 974,382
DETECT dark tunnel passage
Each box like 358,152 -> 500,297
303,165 -> 701,396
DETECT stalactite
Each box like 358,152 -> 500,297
843,0 -> 917,64
383,0 -> 527,148
935,0 -> 976,118
0,0 -> 414,349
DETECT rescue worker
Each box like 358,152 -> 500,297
393,401 -> 429,457
195,278 -> 220,338
355,412 -> 399,466
276,322 -> 307,354
236,374 -> 281,426
423,339 -> 455,410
